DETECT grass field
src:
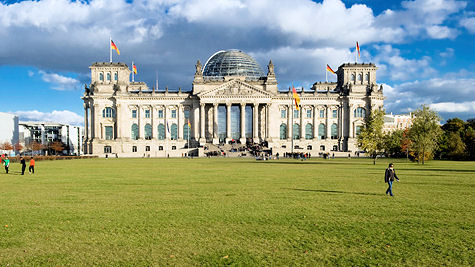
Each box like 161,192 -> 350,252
0,157 -> 474,266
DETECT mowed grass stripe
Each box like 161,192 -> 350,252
0,158 -> 473,266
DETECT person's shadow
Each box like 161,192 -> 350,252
283,188 -> 381,196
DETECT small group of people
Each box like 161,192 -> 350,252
1,154 -> 35,175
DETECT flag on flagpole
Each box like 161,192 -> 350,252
326,64 -> 336,74
356,41 -> 360,58
111,40 -> 120,55
133,63 -> 137,74
187,119 -> 191,128
292,85 -> 300,110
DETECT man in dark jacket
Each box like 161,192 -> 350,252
385,163 -> 399,196
20,157 -> 26,175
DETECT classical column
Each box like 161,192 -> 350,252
213,104 -> 219,140
178,105 -> 183,140
349,104 -> 354,138
93,104 -> 99,139
300,106 -> 304,140
287,105 -> 292,140
226,103 -> 232,140
164,106 -> 168,140
253,103 -> 259,141
313,105 -> 318,140
325,105 -> 330,139
116,103 -> 121,139
240,103 -> 246,142
200,103 -> 205,141
266,103 -> 271,140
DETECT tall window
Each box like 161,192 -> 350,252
280,124 -> 287,140
157,124 -> 165,140
305,123 -> 313,140
184,110 -> 190,119
107,73 -> 111,81
281,109 -> 286,119
293,123 -> 300,140
102,107 -> 115,118
144,124 -> 152,140
306,109 -> 312,118
293,109 -> 299,118
318,123 -> 325,139
331,123 -> 338,139
131,123 -> 139,140
99,73 -> 104,81
332,110 -> 337,118
145,146 -> 150,152
105,126 -> 113,140
365,73 -> 369,82
170,124 -> 178,140
132,146 -> 137,152
158,110 -> 164,118
171,110 -> 177,118
355,125 -> 362,135
114,73 -> 118,81
145,109 -> 150,118
183,124 -> 190,140
319,110 -> 325,118
354,107 -> 366,118
104,146 -> 111,153
358,74 -> 362,82
351,74 -> 356,82
132,110 -> 137,118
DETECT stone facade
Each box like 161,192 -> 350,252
82,51 -> 384,157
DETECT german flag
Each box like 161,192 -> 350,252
292,86 -> 300,111
187,119 -> 191,128
111,40 -> 120,55
326,64 -> 336,74
356,41 -> 360,58
133,63 -> 137,74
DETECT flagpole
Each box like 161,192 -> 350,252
355,44 -> 357,63
110,36 -> 112,63
326,66 -> 328,83
291,86 -> 294,156
132,61 -> 135,82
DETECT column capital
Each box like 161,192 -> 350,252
226,102 -> 232,107
200,103 -> 206,107
213,103 -> 219,107
240,102 -> 246,107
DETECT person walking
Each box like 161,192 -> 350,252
385,163 -> 399,196
29,157 -> 35,174
4,157 -> 10,174
20,156 -> 26,175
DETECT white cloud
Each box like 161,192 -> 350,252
429,101 -> 475,112
460,16 -> 475,33
13,110 -> 84,126
38,70 -> 81,91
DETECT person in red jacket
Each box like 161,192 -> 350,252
29,157 -> 35,174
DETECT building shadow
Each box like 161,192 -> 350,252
402,168 -> 475,173
283,188 -> 381,196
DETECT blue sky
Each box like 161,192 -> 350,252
0,0 -> 474,125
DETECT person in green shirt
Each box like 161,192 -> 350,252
3,157 -> 10,174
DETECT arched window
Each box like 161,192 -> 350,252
351,74 -> 356,82
280,124 -> 287,140
157,124 -> 165,140
183,124 -> 190,140
102,107 -> 115,118
331,123 -> 338,139
318,123 -> 325,139
354,107 -> 366,118
293,123 -> 300,140
170,124 -> 178,140
365,73 -> 369,82
320,145 -> 325,151
305,123 -> 313,140
355,125 -> 362,136
358,74 -> 362,82
106,73 -> 111,81
333,145 -> 338,151
144,124 -> 152,140
99,73 -> 104,81
114,73 -> 118,81
131,124 -> 139,140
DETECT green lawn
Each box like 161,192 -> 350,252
0,158 -> 474,266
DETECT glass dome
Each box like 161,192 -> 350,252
203,50 -> 264,78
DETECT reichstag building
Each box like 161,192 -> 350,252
82,49 -> 384,157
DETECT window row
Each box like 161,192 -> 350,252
104,145 -> 177,153
280,108 -> 365,119
131,109 -> 189,119
130,123 -> 191,140
350,73 -> 370,83
279,123 -> 339,140
99,72 -> 118,82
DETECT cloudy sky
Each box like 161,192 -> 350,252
0,0 -> 474,125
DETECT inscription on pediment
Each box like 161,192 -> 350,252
202,81 -> 270,97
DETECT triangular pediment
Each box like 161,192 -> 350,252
199,80 -> 272,98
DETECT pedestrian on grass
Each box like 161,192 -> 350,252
20,156 -> 26,175
29,157 -> 35,174
385,163 -> 399,196
3,157 -> 10,174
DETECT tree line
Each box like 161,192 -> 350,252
358,105 -> 475,164
0,141 -> 67,156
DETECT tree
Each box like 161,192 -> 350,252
357,109 -> 385,164
408,105 -> 442,164
14,142 -> 23,154
31,141 -> 44,155
383,129 -> 404,157
0,142 -> 13,153
401,129 -> 412,161
49,141 -> 64,155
